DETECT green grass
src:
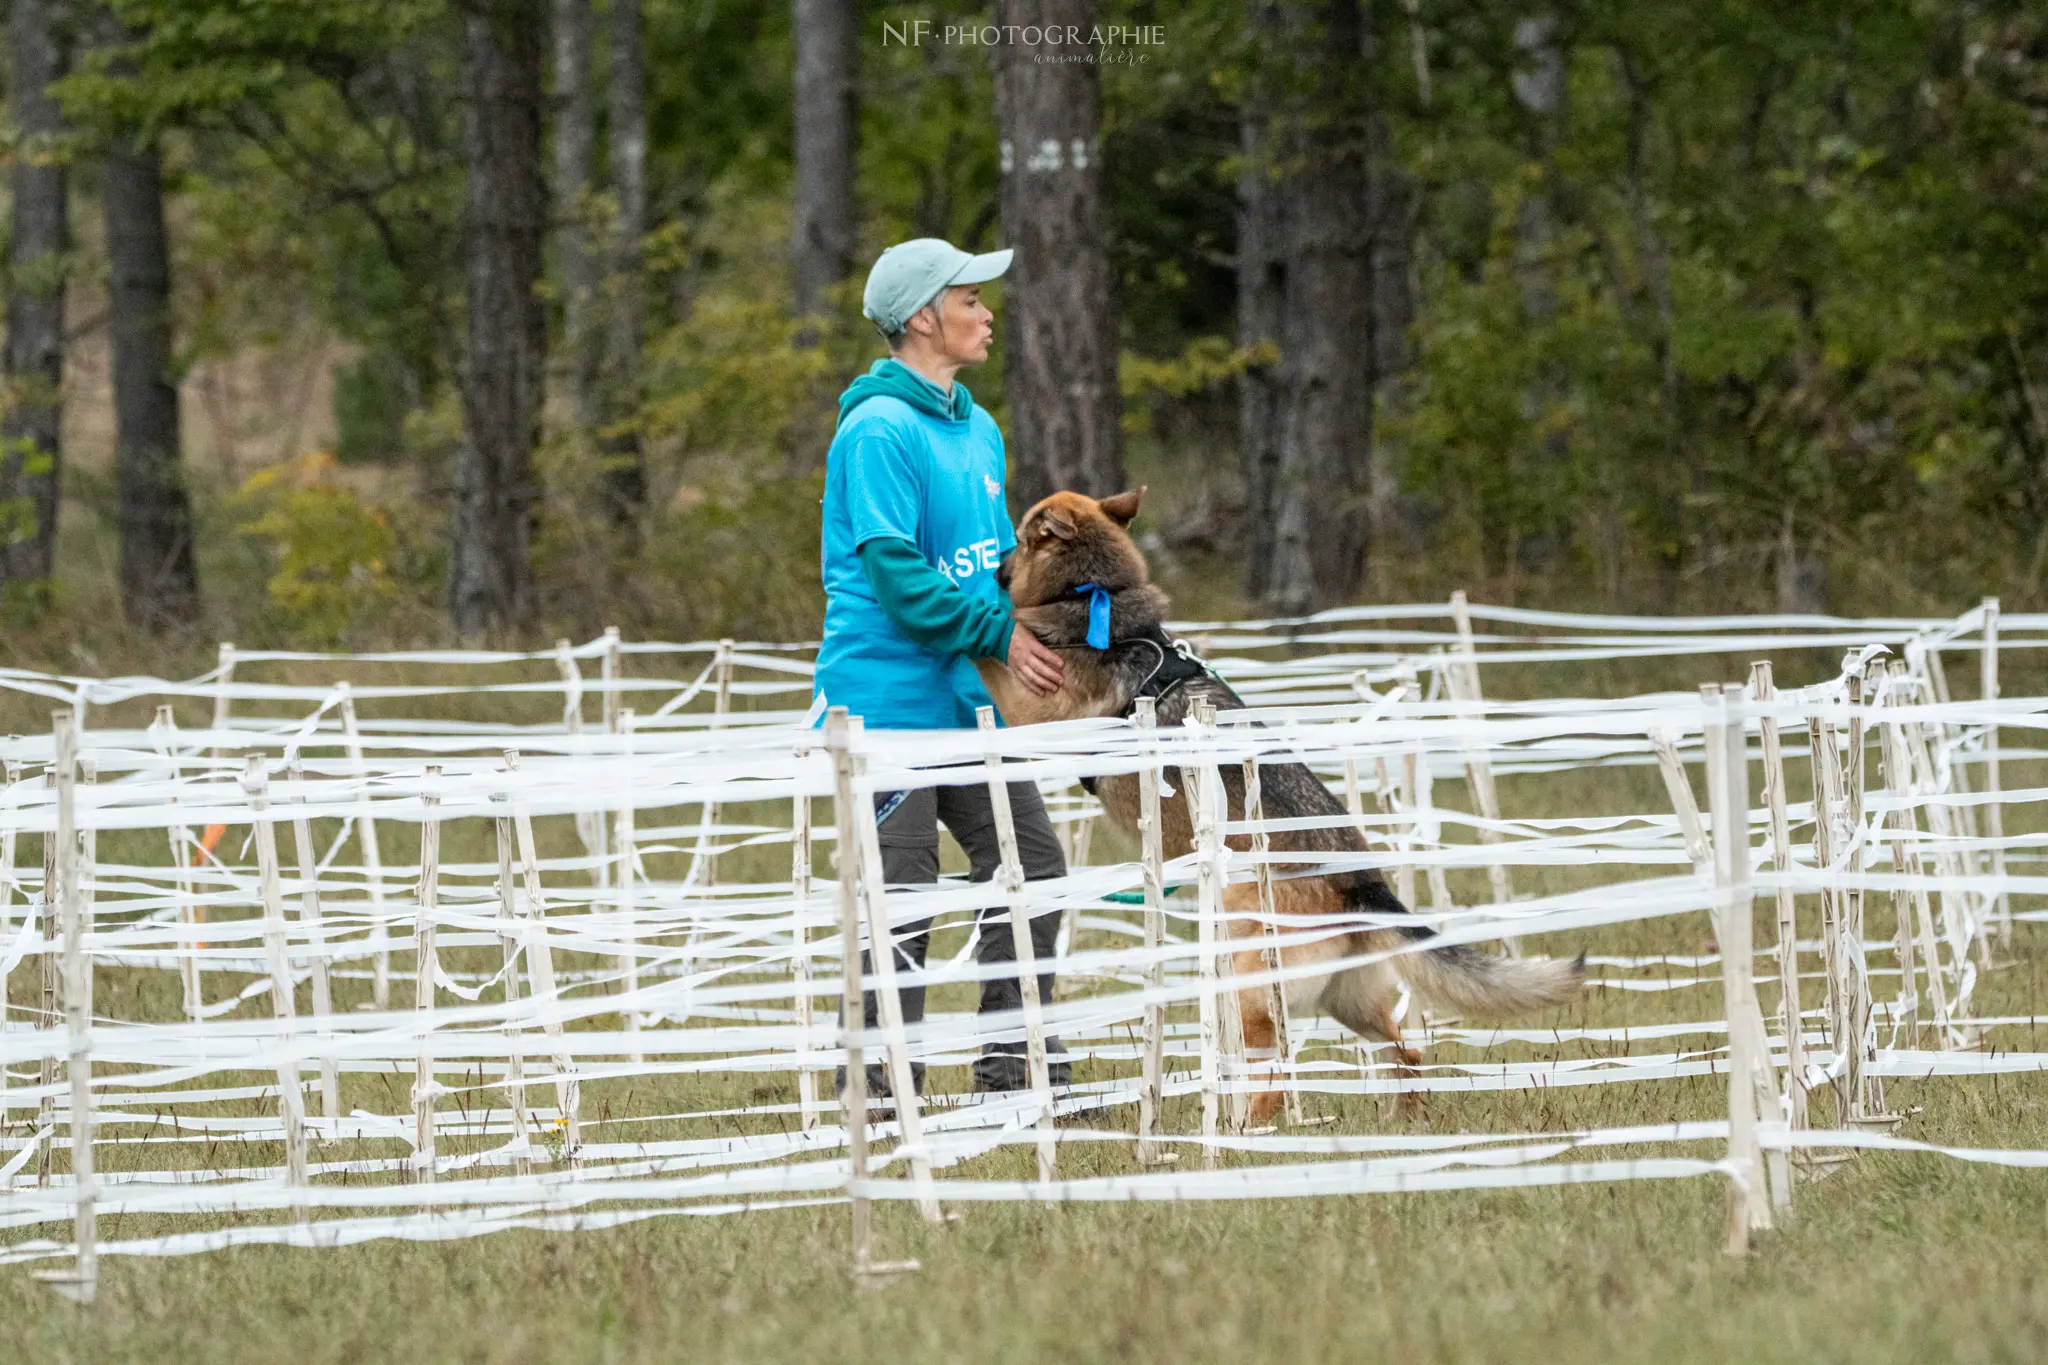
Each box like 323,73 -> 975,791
6,646 -> 2048,1363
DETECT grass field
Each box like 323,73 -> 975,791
5,644 -> 2046,1364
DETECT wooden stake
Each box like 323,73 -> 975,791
37,771 -> 55,1187
1877,668 -> 1950,1046
245,756 -> 310,1211
977,708 -> 1056,1180
792,741 -> 820,1133
490,793 -> 533,1177
1133,697 -> 1173,1165
1243,752 -> 1302,1125
414,766 -> 442,1183
697,639 -> 734,890
1704,688 -> 1768,1252
1979,598 -> 2010,946
0,757 -> 17,1134
1648,728 -> 1712,876
504,751 -> 582,1169
1448,593 -> 1516,918
51,711 -> 95,1298
614,709 -> 641,1062
287,757 -> 342,1123
554,639 -> 604,866
152,706 -> 204,1018
825,708 -> 923,1281
338,685 -> 392,1010
1748,663 -> 1809,1132
1190,698 -> 1225,1168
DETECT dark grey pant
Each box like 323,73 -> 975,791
850,780 -> 1069,1095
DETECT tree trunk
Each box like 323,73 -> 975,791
1238,0 -> 1373,613
991,0 -> 1125,514
1,0 -> 69,607
791,0 -> 857,320
593,0 -> 647,519
104,139 -> 201,631
449,2 -> 547,633
1364,10 -> 1424,575
553,0 -> 598,434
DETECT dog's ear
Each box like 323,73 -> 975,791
1032,509 -> 1077,542
1097,487 -> 1146,527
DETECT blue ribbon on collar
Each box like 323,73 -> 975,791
1075,583 -> 1112,650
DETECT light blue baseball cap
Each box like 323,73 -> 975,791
861,238 -> 1013,334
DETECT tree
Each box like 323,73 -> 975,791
597,0 -> 647,518
1239,0 -> 1373,613
790,0 -> 856,320
1,0 -> 72,609
554,0 -> 598,435
104,129 -> 202,630
991,0 -> 1124,513
448,1 -> 547,632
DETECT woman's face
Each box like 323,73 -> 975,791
924,283 -> 994,365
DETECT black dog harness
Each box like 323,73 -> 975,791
1118,623 -> 1216,719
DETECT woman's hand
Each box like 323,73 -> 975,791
1007,624 -> 1064,696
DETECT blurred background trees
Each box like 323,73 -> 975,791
0,0 -> 2042,656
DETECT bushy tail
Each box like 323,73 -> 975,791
1399,940 -> 1586,1019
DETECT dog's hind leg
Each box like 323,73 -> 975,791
1233,967 -> 1285,1126
1319,952 -> 1427,1117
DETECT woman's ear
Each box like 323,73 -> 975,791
1097,487 -> 1147,527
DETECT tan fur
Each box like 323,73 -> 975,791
984,488 -> 1583,1123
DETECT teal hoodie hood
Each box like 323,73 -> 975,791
837,358 -> 976,427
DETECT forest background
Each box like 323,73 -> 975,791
0,0 -> 2044,672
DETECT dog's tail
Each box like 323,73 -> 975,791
1400,940 -> 1586,1018
1347,878 -> 1584,1019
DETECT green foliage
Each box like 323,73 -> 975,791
234,452 -> 400,643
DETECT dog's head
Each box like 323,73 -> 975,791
999,487 -> 1150,607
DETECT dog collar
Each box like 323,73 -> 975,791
1074,583 -> 1112,650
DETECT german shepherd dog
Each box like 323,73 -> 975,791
976,488 -> 1583,1123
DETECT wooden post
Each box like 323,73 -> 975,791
792,741 -> 820,1133
245,756 -> 310,1211
1648,728 -> 1712,876
1242,752 -> 1302,1125
1806,715 -> 1851,1121
0,758 -> 17,1133
977,707 -> 1056,1180
614,709 -> 641,1062
1899,675 -> 1974,1027
37,771 -> 55,1187
1877,668 -> 1950,1046
1704,688 -> 1769,1252
338,685 -> 392,1010
824,708 -> 921,1282
490,793 -> 534,1177
697,638 -> 735,889
505,751 -> 582,1170
152,706 -> 204,1018
287,757 -> 342,1123
1980,598 -> 2010,946
555,639 -> 604,867
51,711 -> 95,1299
413,766 -> 442,1183
1749,664 -> 1809,1132
1448,593 -> 1516,918
1133,697 -> 1173,1165
1845,666 -> 1883,1119
842,715 -> 942,1224
1190,697 -> 1225,1168
75,755 -> 94,1024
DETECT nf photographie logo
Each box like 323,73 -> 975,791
881,20 -> 1166,50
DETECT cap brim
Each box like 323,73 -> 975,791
947,248 -> 1013,286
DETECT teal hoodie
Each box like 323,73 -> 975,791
837,357 -> 976,427
831,358 -> 1012,668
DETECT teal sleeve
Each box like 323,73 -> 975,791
858,537 -> 1014,661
